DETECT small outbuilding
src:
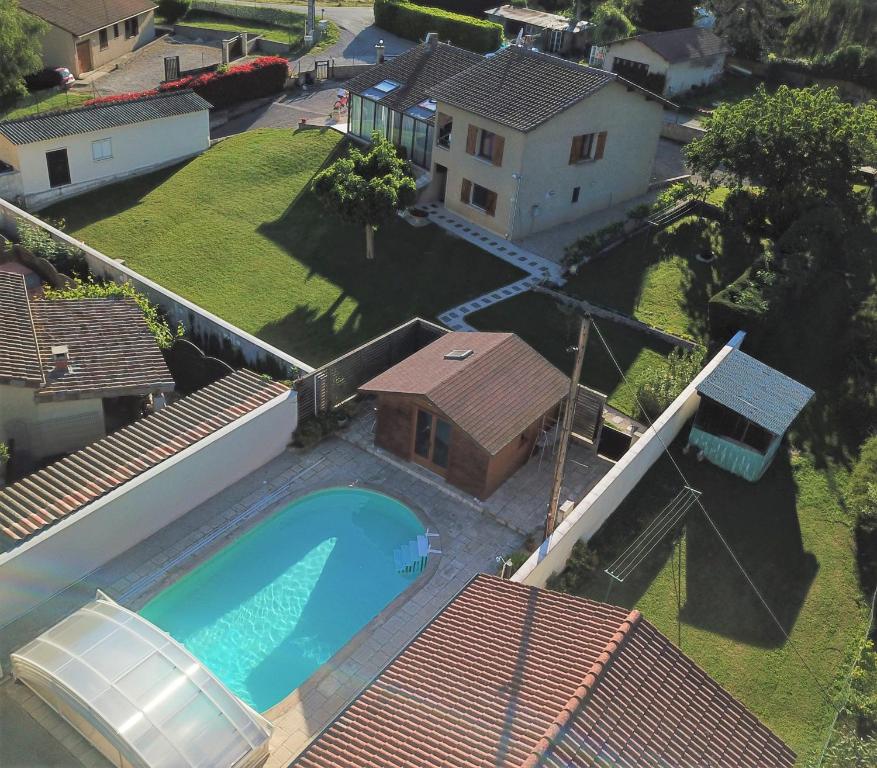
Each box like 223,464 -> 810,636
484,5 -> 592,55
360,332 -> 569,499
687,349 -> 813,481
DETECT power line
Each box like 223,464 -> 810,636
588,317 -> 841,714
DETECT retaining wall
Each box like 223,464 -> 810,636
0,198 -> 313,377
660,121 -> 706,143
512,333 -> 744,588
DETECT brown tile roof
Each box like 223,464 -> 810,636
359,332 -> 569,455
18,0 -> 156,37
429,45 -> 671,133
0,273 -> 174,399
0,273 -> 42,387
620,27 -> 731,64
0,370 -> 289,547
346,40 -> 482,115
293,575 -> 796,768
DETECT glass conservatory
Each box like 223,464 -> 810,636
10,595 -> 273,768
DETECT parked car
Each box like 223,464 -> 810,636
24,67 -> 75,92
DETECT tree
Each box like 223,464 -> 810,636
313,133 -> 416,260
591,2 -> 635,45
0,0 -> 47,106
685,85 -> 877,232
156,0 -> 191,24
631,0 -> 696,31
707,0 -> 789,59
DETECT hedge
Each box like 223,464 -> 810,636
374,0 -> 502,54
767,45 -> 877,91
190,0 -> 306,29
85,56 -> 289,110
707,263 -> 769,344
406,0 -> 496,14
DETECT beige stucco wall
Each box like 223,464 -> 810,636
0,388 -> 297,629
13,109 -> 210,209
606,39 -> 726,96
0,136 -> 23,201
436,80 -> 663,239
0,385 -> 105,460
35,23 -> 77,73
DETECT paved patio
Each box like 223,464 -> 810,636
0,407 -> 611,768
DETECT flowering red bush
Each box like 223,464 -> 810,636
85,56 -> 289,109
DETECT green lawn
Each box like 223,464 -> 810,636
0,90 -> 88,121
468,291 -> 676,416
45,128 -> 524,366
565,216 -> 761,342
176,12 -> 305,44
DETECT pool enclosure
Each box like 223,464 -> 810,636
10,595 -> 273,768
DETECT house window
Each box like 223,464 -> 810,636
461,178 -> 498,216
478,130 -> 495,160
113,23 -> 119,38
125,17 -> 139,39
572,186 -> 580,203
92,138 -> 112,161
46,149 -> 71,188
569,131 -> 607,164
437,112 -> 452,148
99,29 -> 108,50
465,124 -> 504,166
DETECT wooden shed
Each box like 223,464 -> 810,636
359,332 -> 569,499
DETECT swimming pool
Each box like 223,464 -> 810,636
140,488 -> 426,711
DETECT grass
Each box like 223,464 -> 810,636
565,216 -> 761,342
310,20 -> 341,55
468,291 -> 676,416
44,128 -> 524,366
0,90 -> 88,121
176,12 -> 305,44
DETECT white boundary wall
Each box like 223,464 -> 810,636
0,388 -> 296,628
513,333 -> 745,588
0,197 -> 313,377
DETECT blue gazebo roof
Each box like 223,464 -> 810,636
696,349 -> 814,436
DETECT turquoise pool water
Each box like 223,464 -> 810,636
140,488 -> 425,711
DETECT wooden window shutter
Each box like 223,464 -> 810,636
460,178 -> 472,204
491,135 -> 505,166
569,135 -> 583,165
486,190 -> 498,217
594,131 -> 607,160
466,125 -> 478,155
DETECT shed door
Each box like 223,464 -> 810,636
413,408 -> 451,473
76,40 -> 92,73
46,149 -> 71,188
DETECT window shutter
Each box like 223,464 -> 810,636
569,135 -> 583,165
491,135 -> 505,166
460,178 -> 472,204
466,125 -> 478,155
486,191 -> 497,217
594,131 -> 607,160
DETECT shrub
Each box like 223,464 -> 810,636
635,347 -> 705,421
627,202 -> 651,221
42,279 -> 184,349
406,0 -> 498,12
157,0 -> 191,23
652,181 -> 695,212
374,0 -> 502,53
546,540 -> 600,594
563,220 -> 626,266
17,220 -> 87,278
766,46 -> 877,90
0,442 -> 9,465
591,3 -> 635,46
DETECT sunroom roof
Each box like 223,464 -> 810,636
11,596 -> 272,768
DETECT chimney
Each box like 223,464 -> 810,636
425,32 -> 439,49
51,345 -> 69,372
375,40 -> 385,64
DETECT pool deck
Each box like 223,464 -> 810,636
0,415 -> 612,768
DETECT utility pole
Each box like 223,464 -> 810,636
544,315 -> 590,540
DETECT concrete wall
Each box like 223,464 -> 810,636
436,80 -> 663,239
11,110 -> 210,210
0,169 -> 22,203
0,198 -> 313,377
0,387 -> 296,629
512,333 -> 744,588
0,385 -> 105,461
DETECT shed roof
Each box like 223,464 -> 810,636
18,0 -> 156,37
11,596 -> 272,768
616,27 -> 731,64
429,45 -> 670,133
485,5 -> 571,31
697,349 -> 813,435
0,90 -> 211,146
0,272 -> 173,400
359,332 -> 569,455
346,40 -> 482,114
0,370 -> 288,547
293,574 -> 796,768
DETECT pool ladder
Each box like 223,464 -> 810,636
395,529 -> 440,574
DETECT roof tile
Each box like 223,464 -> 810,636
18,0 -> 156,37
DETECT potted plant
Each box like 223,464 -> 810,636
0,442 -> 9,484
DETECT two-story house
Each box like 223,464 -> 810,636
428,45 -> 669,239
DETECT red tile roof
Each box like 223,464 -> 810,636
359,332 -> 569,455
293,575 -> 795,768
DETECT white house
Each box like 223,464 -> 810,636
600,27 -> 730,97
0,90 -> 212,210
19,0 -> 157,78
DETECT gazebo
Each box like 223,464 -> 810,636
687,349 -> 813,481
